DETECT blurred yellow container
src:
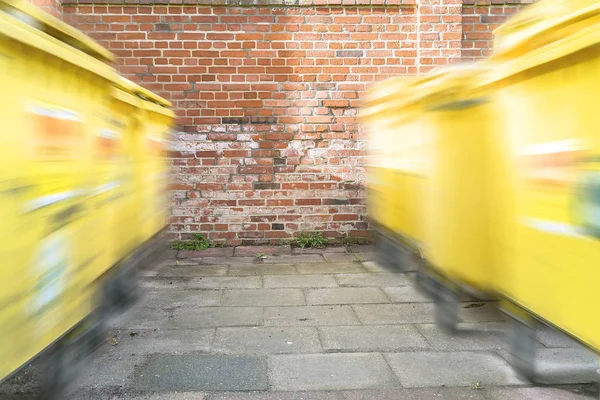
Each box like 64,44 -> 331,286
0,0 -> 119,382
487,0 -> 600,376
362,76 -> 433,270
137,87 -> 175,243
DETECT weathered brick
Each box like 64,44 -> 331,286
59,0 -> 530,243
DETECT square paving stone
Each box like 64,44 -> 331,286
296,263 -> 365,275
109,305 -> 171,330
228,265 -> 297,276
103,328 -> 214,356
482,386 -> 598,400
235,245 -> 291,257
416,323 -> 508,351
157,265 -> 229,278
170,307 -> 263,328
335,274 -> 411,287
77,352 -> 144,389
319,325 -> 430,352
342,387 -> 487,400
264,275 -> 338,288
142,290 -> 222,309
264,306 -> 360,327
385,351 -> 524,388
306,288 -> 388,305
383,286 -> 431,303
269,353 -> 398,391
222,289 -> 305,306
127,393 -> 208,400
353,304 -> 436,325
187,277 -> 262,289
497,348 -> 598,385
141,277 -> 194,290
135,355 -> 267,391
213,327 -> 321,354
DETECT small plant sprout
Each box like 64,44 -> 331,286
294,232 -> 329,249
256,252 -> 267,259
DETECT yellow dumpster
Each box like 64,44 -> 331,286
363,75 -> 445,274
487,0 -> 600,380
136,86 -> 175,244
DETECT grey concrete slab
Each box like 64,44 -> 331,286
213,327 -> 321,354
296,263 -> 365,275
361,261 -> 387,273
353,304 -> 436,325
264,275 -> 338,288
109,305 -> 171,330
102,329 -> 214,356
206,388 -> 488,400
178,248 -> 234,258
135,355 -> 267,391
537,325 -> 584,348
385,351 -> 524,388
187,276 -> 262,289
497,348 -> 598,385
142,290 -> 222,309
264,306 -> 360,327
293,246 -> 347,254
306,288 -> 388,305
269,353 -> 398,391
483,385 -> 598,400
158,265 -> 229,277
201,257 -> 258,265
383,286 -> 431,303
170,307 -> 263,328
335,274 -> 411,287
235,245 -> 291,256
416,323 -> 508,351
228,264 -> 297,276
76,351 -> 144,388
140,277 -> 194,290
222,289 -> 305,306
319,325 -> 430,352
262,255 -> 325,264
128,394 -> 208,400
460,302 -> 505,323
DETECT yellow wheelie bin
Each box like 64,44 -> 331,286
363,75 -> 442,274
136,86 -> 175,245
486,0 -> 600,381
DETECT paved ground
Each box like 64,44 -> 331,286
1,245 -> 598,399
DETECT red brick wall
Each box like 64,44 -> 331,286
461,0 -> 534,62
56,0 -> 532,244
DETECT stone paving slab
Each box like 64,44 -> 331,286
186,277 -> 262,289
262,255 -> 325,264
76,351 -> 144,389
141,277 -> 195,290
306,288 -> 388,305
353,304 -> 436,325
235,246 -> 292,257
212,327 -> 321,355
206,387 -> 488,400
416,323 -> 508,351
128,394 -> 208,400
135,355 -> 268,392
228,265 -> 297,276
263,275 -> 338,288
268,353 -> 398,391
319,325 -> 430,352
383,286 -> 430,303
292,246 -> 347,254
103,329 -> 214,356
222,289 -> 305,306
143,290 -> 222,309
335,273 -> 411,287
323,253 -> 375,263
158,265 -> 229,278
360,261 -> 388,273
178,248 -> 235,259
264,306 -> 360,327
482,385 -> 597,400
296,263 -> 365,275
537,325 -> 584,349
200,257 -> 258,265
110,305 -> 171,330
170,307 -> 263,328
385,351 -> 524,388
497,348 -> 598,385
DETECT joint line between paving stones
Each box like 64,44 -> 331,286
412,323 -> 436,350
380,351 -> 405,388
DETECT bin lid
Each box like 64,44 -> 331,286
0,0 -> 114,63
493,0 -> 600,58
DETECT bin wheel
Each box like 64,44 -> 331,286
434,284 -> 459,333
508,317 -> 537,381
42,339 -> 82,400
